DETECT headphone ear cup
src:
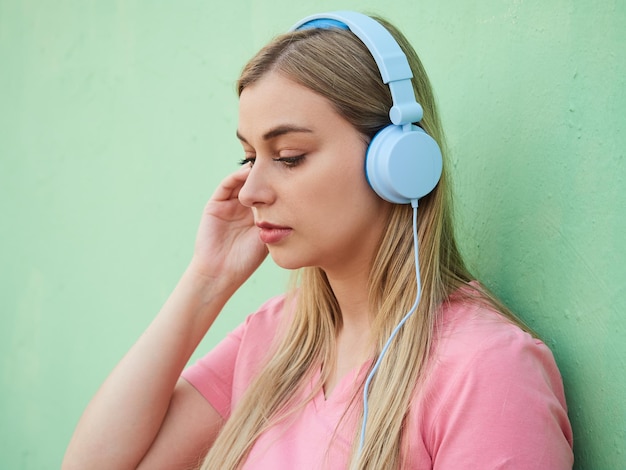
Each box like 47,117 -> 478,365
366,125 -> 443,204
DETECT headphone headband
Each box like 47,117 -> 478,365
290,11 -> 423,125
290,11 -> 442,203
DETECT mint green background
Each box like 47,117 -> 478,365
1,1 -> 624,468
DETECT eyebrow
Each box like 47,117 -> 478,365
236,125 -> 313,144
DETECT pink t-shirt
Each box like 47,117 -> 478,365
182,294 -> 574,468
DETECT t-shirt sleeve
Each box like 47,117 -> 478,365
181,295 -> 287,419
425,325 -> 574,469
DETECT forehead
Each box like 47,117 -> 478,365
237,72 -> 341,139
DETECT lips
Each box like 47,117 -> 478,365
256,222 -> 293,244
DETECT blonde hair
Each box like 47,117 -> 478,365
200,17 -> 531,469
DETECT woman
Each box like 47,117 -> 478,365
63,12 -> 573,469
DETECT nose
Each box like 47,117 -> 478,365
238,161 -> 276,208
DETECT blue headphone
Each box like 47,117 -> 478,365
291,11 -> 442,204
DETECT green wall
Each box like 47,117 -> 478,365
1,1 -> 624,468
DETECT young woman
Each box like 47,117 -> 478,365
63,12 -> 573,469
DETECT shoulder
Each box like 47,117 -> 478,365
406,294 -> 573,467
426,295 -> 568,415
239,294 -> 291,335
434,296 -> 550,374
228,293 -> 294,361
182,294 -> 293,417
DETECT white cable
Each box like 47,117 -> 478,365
358,199 -> 422,453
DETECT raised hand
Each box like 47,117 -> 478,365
188,166 -> 268,294
63,166 -> 267,470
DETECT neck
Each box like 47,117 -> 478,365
326,268 -> 371,332
320,270 -> 374,398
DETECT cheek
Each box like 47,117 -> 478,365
312,164 -> 370,207
293,137 -> 379,211
308,165 -> 383,227
336,160 -> 379,203
325,147 -> 371,194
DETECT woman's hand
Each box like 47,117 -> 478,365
188,166 -> 268,292
63,168 -> 264,470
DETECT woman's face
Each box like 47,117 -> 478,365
237,72 -> 391,277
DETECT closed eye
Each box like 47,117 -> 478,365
274,155 -> 305,167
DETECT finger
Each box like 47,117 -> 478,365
210,166 -> 251,201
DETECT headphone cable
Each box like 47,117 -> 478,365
359,198 -> 422,453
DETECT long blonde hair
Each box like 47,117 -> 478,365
200,17 -> 530,469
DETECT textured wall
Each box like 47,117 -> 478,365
1,1 -> 624,468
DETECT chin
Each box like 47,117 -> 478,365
267,249 -> 312,271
